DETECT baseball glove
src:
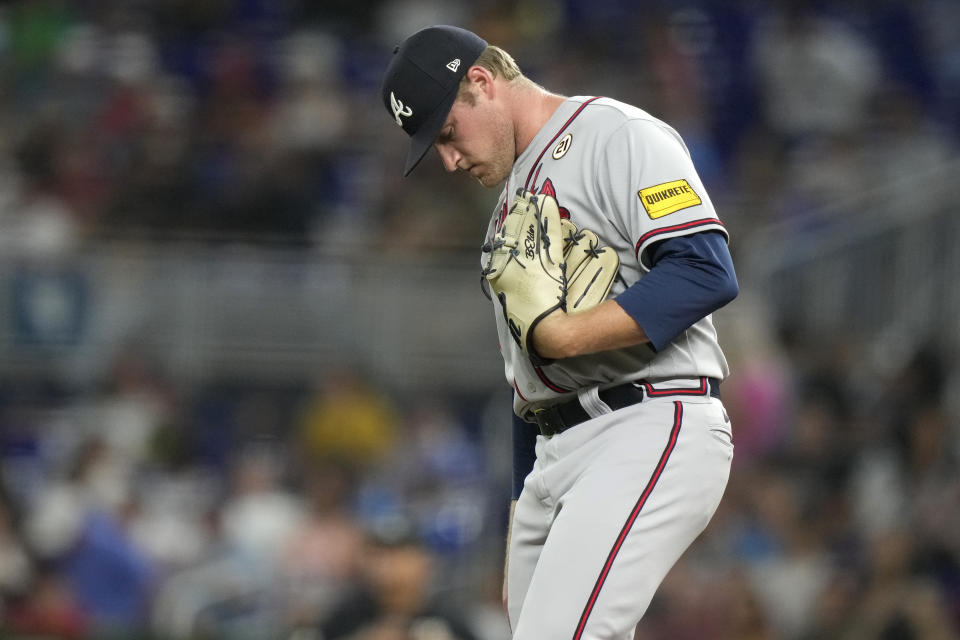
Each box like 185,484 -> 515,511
483,189 -> 566,363
560,218 -> 620,313
483,189 -> 620,363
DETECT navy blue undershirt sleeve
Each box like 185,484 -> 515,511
615,231 -> 738,352
512,409 -> 537,499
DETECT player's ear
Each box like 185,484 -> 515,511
465,66 -> 495,98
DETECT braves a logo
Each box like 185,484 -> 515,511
538,178 -> 571,219
390,92 -> 413,127
492,177 -> 570,242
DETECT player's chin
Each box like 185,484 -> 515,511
476,169 -> 507,188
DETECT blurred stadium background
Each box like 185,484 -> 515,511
0,0 -> 958,638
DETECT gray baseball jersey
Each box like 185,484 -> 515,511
483,96 -> 730,419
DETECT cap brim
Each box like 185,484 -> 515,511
402,85 -> 459,176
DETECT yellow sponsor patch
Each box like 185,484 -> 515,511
638,179 -> 701,219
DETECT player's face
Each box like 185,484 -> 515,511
434,87 -> 515,188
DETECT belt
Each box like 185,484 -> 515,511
531,377 -> 721,437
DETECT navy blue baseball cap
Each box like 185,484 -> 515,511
381,25 -> 488,176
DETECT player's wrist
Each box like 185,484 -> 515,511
531,309 -> 572,359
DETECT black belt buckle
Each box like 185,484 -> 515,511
533,404 -> 566,437
533,398 -> 591,437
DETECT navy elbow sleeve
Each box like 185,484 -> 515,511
615,231 -> 737,350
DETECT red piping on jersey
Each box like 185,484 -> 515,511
513,380 -> 528,402
529,164 -> 543,194
523,97 -> 603,192
634,218 -> 725,260
572,401 -> 684,640
534,366 -> 573,394
639,376 -> 708,397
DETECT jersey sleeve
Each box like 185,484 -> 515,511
596,118 -> 728,271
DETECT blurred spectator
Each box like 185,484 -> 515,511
21,436 -> 156,634
316,517 -> 479,640
23,437 -> 124,559
297,368 -> 399,470
921,0 -> 960,135
842,532 -> 960,639
636,564 -> 778,640
798,566 -> 863,640
741,468 -> 833,638
0,494 -> 31,600
717,292 -> 795,464
149,445 -> 303,639
127,468 -> 217,573
861,84 -> 956,218
220,446 -> 304,572
58,507 -> 156,634
751,0 -> 881,141
719,121 -> 789,235
4,566 -> 90,640
270,29 -> 348,153
279,460 -> 366,628
0,122 -> 82,260
641,7 -> 724,191
464,566 -> 512,640
82,347 -> 178,468
777,131 -> 873,227
378,400 -> 487,556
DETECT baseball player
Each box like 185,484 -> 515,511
381,25 -> 738,639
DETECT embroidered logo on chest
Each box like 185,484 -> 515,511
537,178 -> 571,219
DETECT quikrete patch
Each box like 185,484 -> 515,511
638,179 -> 702,219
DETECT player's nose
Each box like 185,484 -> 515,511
436,144 -> 461,173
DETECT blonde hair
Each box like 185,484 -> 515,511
457,45 -> 527,103
473,46 -> 524,81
